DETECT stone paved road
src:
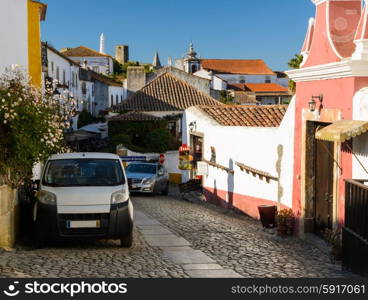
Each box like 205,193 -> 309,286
0,226 -> 187,278
133,193 -> 353,278
0,192 -> 354,278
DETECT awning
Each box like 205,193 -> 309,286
315,120 -> 368,142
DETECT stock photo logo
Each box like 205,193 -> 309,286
3,282 -> 20,297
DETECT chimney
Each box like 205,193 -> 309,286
127,66 -> 146,94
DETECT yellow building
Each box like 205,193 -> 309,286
28,0 -> 47,87
0,0 -> 46,88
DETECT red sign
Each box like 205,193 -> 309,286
159,154 -> 165,164
179,144 -> 190,152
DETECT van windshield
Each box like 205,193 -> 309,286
43,159 -> 125,187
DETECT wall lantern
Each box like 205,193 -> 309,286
309,94 -> 323,112
189,121 -> 197,132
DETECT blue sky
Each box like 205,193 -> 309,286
41,0 -> 315,71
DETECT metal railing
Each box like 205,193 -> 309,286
343,179 -> 368,276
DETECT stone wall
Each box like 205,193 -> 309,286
127,66 -> 146,95
0,185 -> 18,248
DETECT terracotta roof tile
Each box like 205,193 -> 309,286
109,112 -> 162,121
200,59 -> 275,75
245,83 -> 288,93
116,73 -> 222,112
227,83 -> 288,93
61,46 -> 111,58
198,105 -> 288,127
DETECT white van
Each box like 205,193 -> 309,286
33,153 -> 133,247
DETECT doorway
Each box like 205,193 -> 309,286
314,138 -> 334,234
304,121 -> 334,235
190,133 -> 203,180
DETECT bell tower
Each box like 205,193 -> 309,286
184,42 -> 201,73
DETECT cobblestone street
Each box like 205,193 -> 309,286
0,191 -> 353,278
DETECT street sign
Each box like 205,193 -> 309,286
120,156 -> 147,162
196,161 -> 208,176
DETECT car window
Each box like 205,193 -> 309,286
126,164 -> 157,174
43,159 -> 125,187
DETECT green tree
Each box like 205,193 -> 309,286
287,54 -> 303,93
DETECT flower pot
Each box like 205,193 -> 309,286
277,224 -> 288,237
286,218 -> 295,236
258,205 -> 277,228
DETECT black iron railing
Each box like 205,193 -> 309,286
343,179 -> 368,276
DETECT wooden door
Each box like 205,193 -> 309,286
314,139 -> 334,234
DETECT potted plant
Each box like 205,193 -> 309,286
323,228 -> 342,263
276,209 -> 294,237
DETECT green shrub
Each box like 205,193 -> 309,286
145,129 -> 171,153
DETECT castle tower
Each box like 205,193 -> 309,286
99,33 -> 105,54
184,42 -> 200,73
115,45 -> 129,64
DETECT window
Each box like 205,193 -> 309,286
63,70 -> 66,85
93,66 -> 99,73
51,62 -> 54,74
265,76 -> 271,83
56,66 -> 60,81
121,95 -> 123,102
191,65 -> 197,73
116,95 -> 118,105
82,82 -> 87,95
111,95 -> 113,107
239,76 -> 246,84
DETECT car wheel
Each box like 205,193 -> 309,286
162,183 -> 169,195
120,231 -> 133,248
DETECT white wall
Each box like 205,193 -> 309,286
217,74 -> 278,85
0,0 -> 28,75
47,49 -> 84,111
182,101 -> 295,208
352,88 -> 368,180
70,56 -> 113,75
108,86 -> 125,107
125,150 -> 184,176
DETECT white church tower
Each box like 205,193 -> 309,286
100,33 -> 105,54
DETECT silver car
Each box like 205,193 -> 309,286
125,162 -> 169,196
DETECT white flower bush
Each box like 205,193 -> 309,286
0,67 -> 76,187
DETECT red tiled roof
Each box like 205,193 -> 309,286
227,83 -> 288,93
61,46 -> 111,58
200,59 -> 275,75
116,73 -> 222,112
109,112 -> 162,121
198,105 -> 287,127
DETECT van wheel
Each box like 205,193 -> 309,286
120,232 -> 133,248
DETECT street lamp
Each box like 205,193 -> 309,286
309,94 -> 323,112
189,121 -> 196,132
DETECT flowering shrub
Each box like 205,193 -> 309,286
0,67 -> 76,188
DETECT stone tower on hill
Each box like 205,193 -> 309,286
115,45 -> 129,64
